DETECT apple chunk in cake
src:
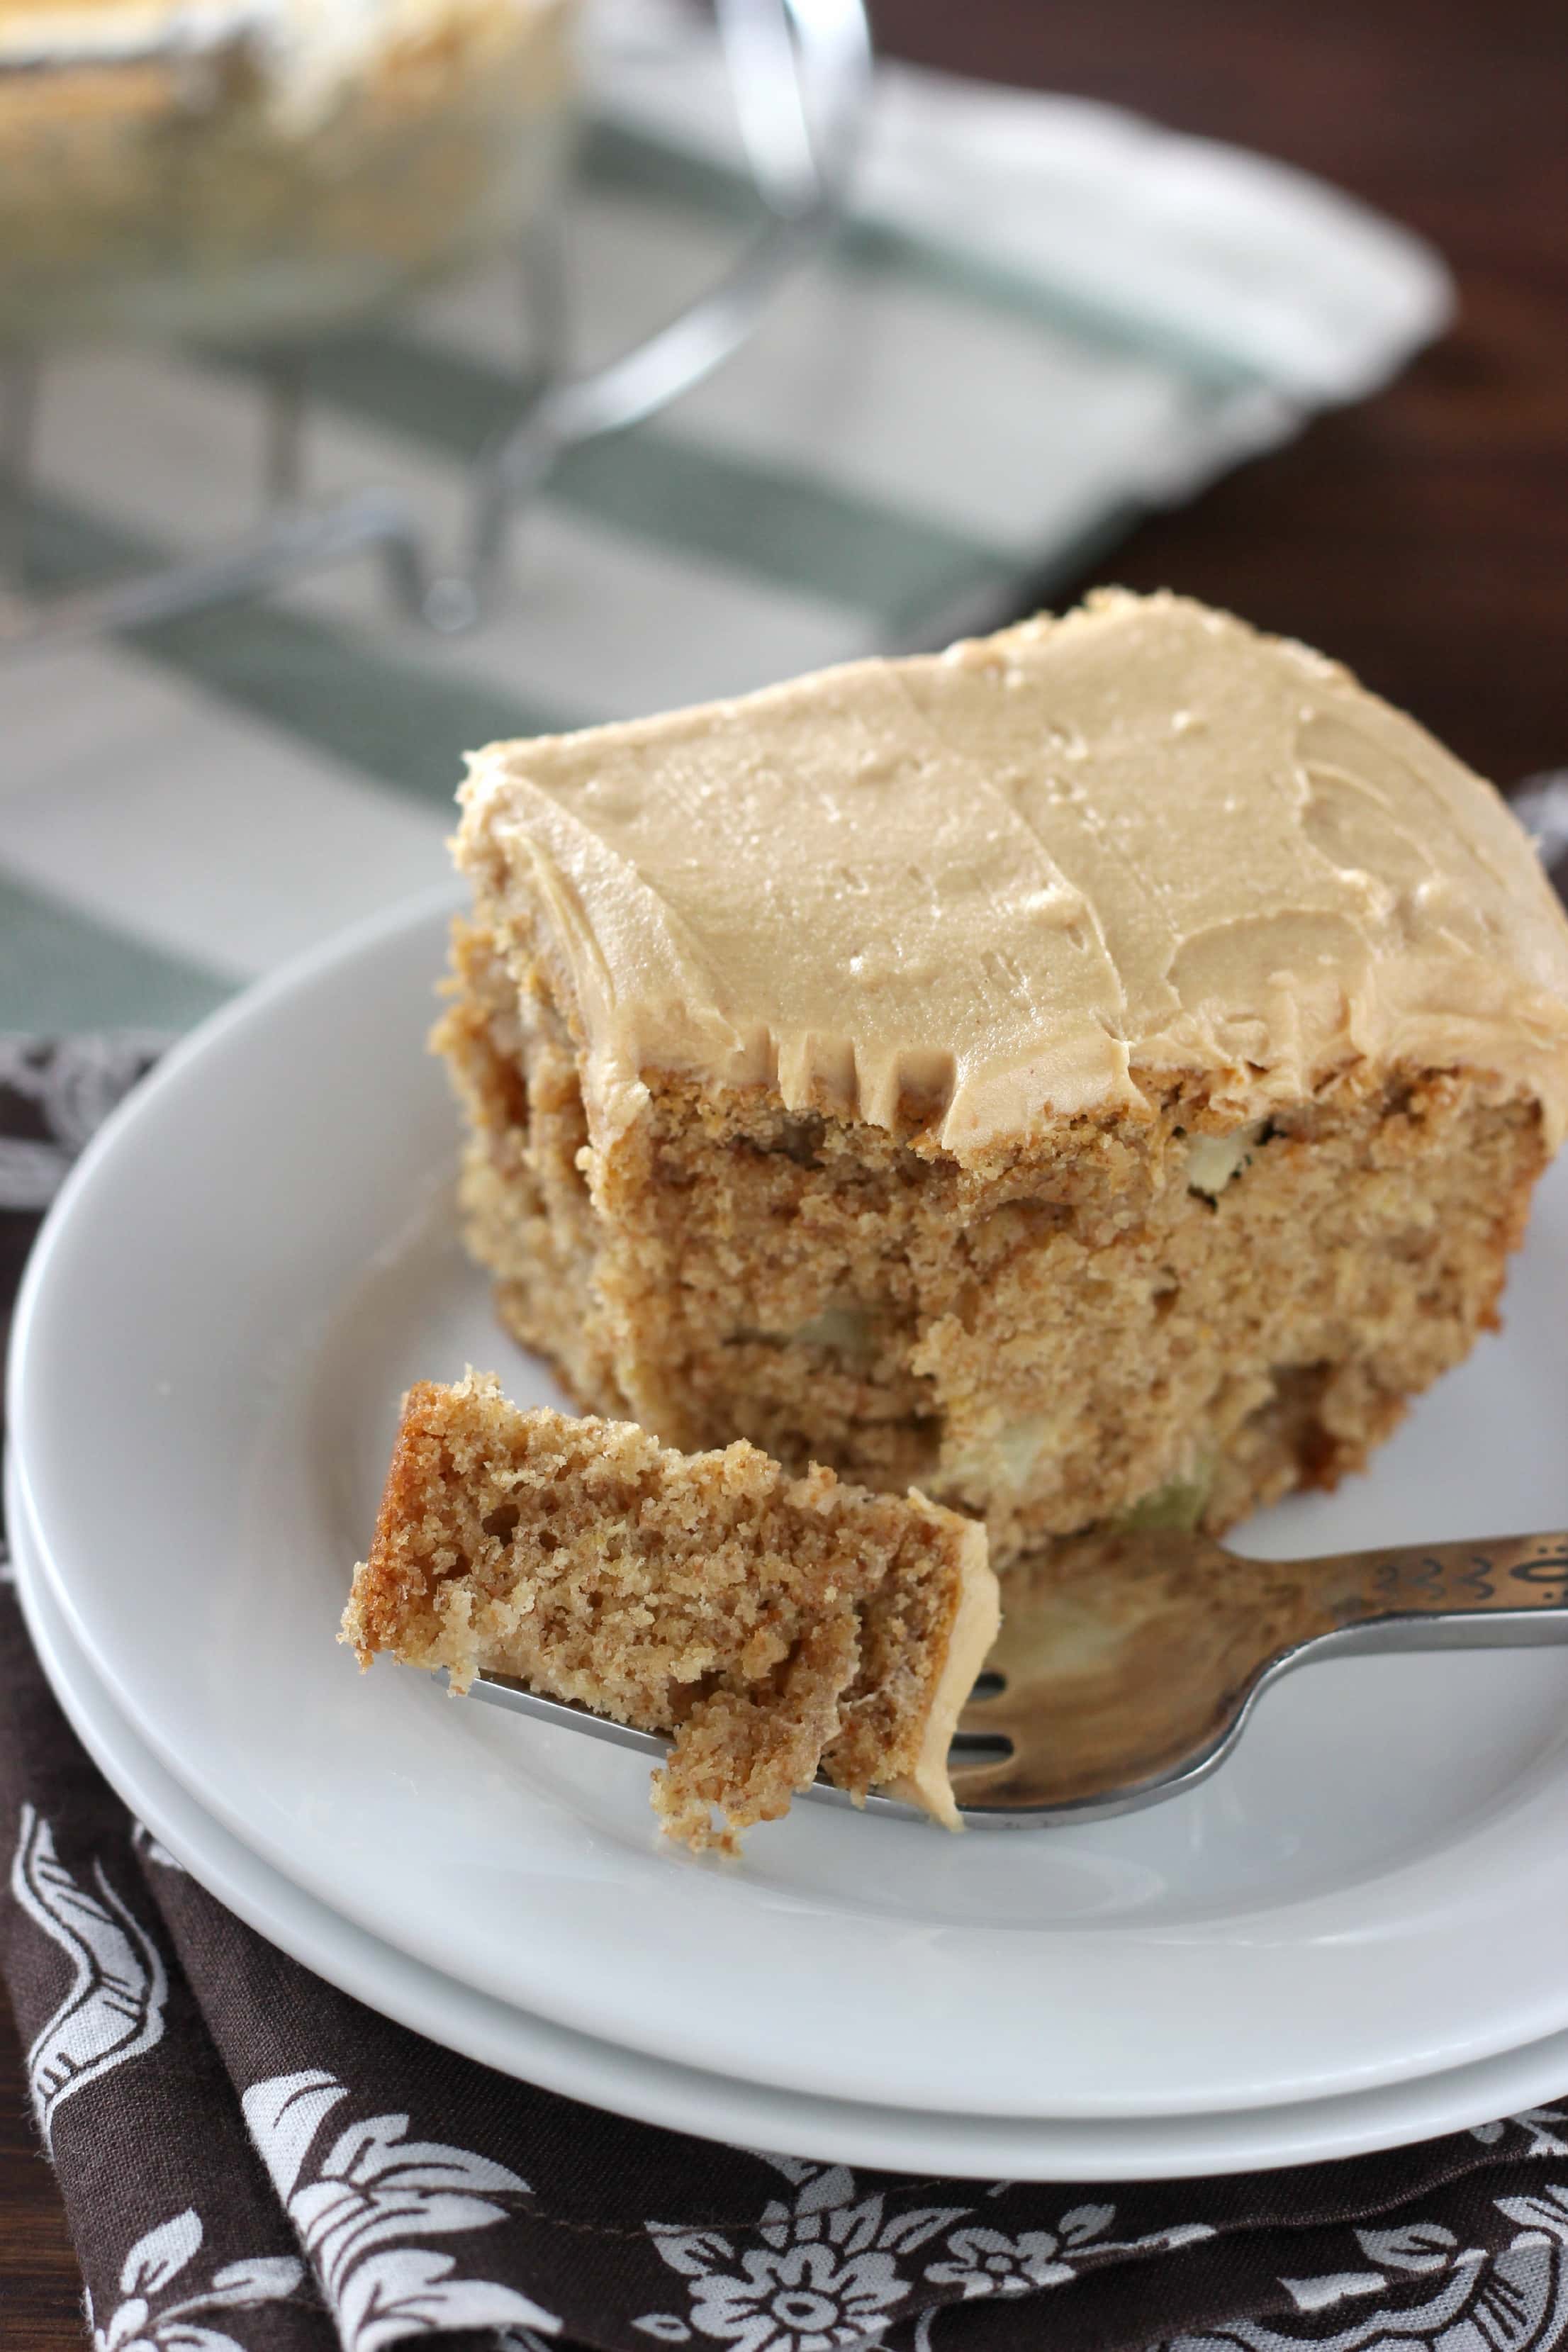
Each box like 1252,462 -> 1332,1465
342,1374 -> 999,1852
437,591 -> 1568,1565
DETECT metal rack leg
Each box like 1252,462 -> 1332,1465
518,189 -> 571,387
0,351 -> 40,593
422,191 -> 575,634
261,351 -> 308,510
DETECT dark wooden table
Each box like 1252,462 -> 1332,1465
880,0 -> 1568,793
4,2 -> 1564,2336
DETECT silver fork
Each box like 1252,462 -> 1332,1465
463,1524 -> 1568,1827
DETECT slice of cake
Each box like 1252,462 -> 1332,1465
439,590 -> 1568,1565
342,1373 -> 999,1852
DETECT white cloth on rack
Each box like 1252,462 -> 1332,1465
0,0 -> 1450,1029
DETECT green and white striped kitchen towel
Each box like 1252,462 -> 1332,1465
0,0 -> 1450,1034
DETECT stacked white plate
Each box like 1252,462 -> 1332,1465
11,895 -> 1568,2181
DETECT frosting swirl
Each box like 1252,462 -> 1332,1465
460,590 -> 1568,1158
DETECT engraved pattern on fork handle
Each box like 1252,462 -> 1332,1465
1320,1533 -> 1568,1646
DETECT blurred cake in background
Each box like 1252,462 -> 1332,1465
0,0 -> 576,344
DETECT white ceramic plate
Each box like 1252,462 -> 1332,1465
15,1468 -> 1568,2180
11,893 -> 1568,2124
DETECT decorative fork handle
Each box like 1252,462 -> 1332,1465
466,1528 -> 1568,1835
1306,1531 -> 1568,1652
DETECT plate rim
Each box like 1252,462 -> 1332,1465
12,889 -> 1568,2124
13,1464 -> 1568,2183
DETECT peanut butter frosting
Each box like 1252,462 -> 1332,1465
458,590 -> 1568,1160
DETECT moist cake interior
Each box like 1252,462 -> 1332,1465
434,592 -> 1568,1564
345,1374 -> 999,1852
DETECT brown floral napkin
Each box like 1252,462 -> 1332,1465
6,1036 -> 1568,2352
